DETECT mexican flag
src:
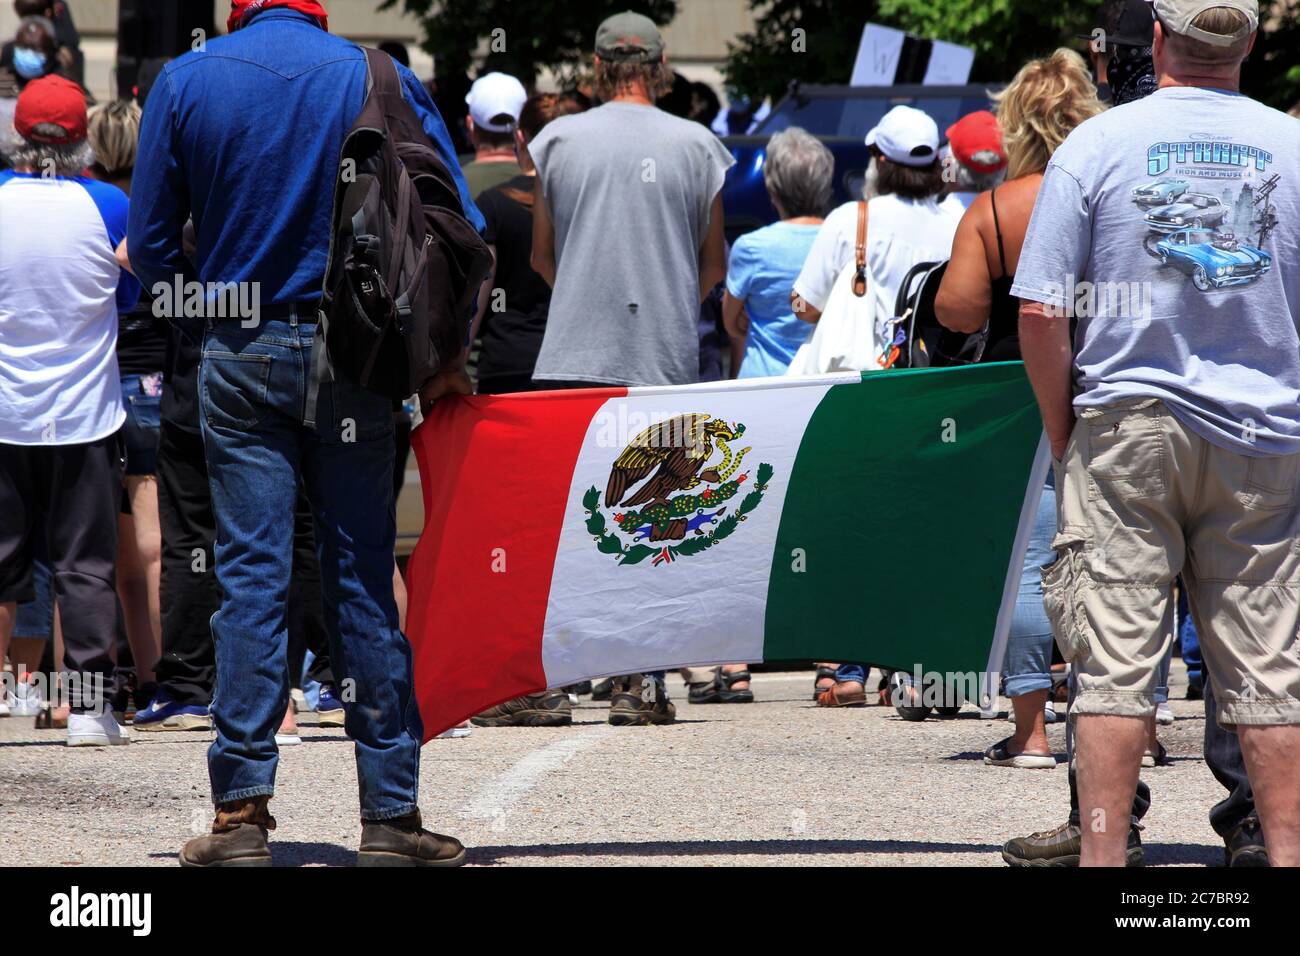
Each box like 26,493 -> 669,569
405,363 -> 1050,740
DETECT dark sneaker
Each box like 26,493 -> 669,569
132,691 -> 211,732
471,690 -> 573,727
591,677 -> 615,701
1224,818 -> 1268,867
179,797 -> 275,867
1002,821 -> 1144,867
357,811 -> 466,867
316,683 -> 346,728
609,674 -> 675,726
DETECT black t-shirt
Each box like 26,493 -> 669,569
116,297 -> 169,376
474,175 -> 552,385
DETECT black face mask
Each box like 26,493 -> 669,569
1108,46 -> 1158,105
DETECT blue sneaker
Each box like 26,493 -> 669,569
132,691 -> 211,732
317,684 -> 346,727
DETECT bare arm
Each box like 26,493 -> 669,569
721,290 -> 748,378
468,244 -> 498,347
936,202 -> 993,333
530,177 -> 557,288
790,290 -> 821,324
698,193 -> 726,304
721,290 -> 748,340
1018,300 -> 1074,460
116,237 -> 133,276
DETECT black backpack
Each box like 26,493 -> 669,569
308,48 -> 491,420
893,260 -> 989,369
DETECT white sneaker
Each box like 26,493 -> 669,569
8,681 -> 44,716
275,731 -> 303,746
0,698 -> 10,717
436,723 -> 472,740
1156,701 -> 1175,725
66,710 -> 130,747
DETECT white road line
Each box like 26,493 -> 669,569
461,726 -> 616,821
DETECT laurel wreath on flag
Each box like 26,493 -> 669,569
583,462 -> 774,567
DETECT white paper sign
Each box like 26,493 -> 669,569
851,23 -> 905,86
922,39 -> 975,85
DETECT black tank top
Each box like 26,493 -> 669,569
986,187 -> 1022,361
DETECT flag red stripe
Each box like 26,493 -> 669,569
406,388 -> 625,739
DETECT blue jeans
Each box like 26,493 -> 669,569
14,556 -> 53,639
1176,584 -> 1202,689
199,316 -> 421,819
1003,476 -> 1057,697
120,372 -> 163,476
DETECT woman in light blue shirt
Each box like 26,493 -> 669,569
722,127 -> 833,378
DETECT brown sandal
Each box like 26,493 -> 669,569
817,682 -> 867,708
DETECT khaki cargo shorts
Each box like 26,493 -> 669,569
1044,397 -> 1300,727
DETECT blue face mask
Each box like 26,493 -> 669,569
13,47 -> 47,80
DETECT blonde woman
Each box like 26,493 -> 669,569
87,99 -> 166,712
936,50 -> 1104,768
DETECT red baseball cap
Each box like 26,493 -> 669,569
14,74 -> 87,145
945,110 -> 1007,175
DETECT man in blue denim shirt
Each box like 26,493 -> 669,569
128,1 -> 482,867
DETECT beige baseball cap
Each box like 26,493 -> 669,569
1151,0 -> 1258,46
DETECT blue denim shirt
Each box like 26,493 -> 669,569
128,9 -> 482,308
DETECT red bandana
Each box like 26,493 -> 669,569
227,1 -> 329,34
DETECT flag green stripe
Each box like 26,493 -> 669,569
762,362 -> 1043,678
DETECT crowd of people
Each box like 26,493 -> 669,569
1,0 -> 1297,868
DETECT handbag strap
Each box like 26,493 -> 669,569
852,200 -> 867,297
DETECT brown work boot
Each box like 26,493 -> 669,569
608,673 -> 675,726
357,810 -> 466,867
471,690 -> 573,727
179,796 -> 275,867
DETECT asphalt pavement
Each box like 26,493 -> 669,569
0,663 -> 1229,866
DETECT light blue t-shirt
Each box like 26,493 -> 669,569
726,221 -> 820,377
1013,87 -> 1300,456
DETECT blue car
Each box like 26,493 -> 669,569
719,83 -> 997,242
1154,229 -> 1271,291
1132,177 -> 1189,206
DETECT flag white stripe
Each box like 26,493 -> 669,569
539,381 -> 840,687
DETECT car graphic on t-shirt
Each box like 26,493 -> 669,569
1132,177 -> 1190,206
1154,228 -> 1271,291
1143,192 -> 1228,233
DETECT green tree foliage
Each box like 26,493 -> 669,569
1241,1 -> 1300,113
381,0 -> 676,86
721,0 -> 881,103
722,0 -> 1298,111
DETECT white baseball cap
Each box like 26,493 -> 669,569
465,72 -> 527,133
865,105 -> 940,168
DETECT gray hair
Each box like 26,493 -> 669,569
953,162 -> 1005,193
763,126 -> 834,218
4,124 -> 92,176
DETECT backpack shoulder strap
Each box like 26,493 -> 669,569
852,200 -> 868,297
363,46 -> 403,100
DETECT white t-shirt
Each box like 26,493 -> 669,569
0,171 -> 136,445
793,193 -> 964,316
